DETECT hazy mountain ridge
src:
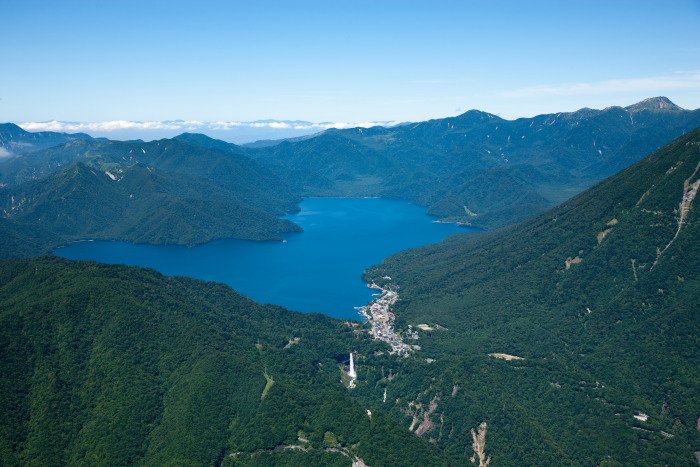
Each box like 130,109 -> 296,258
173,132 -> 337,194
15,119 -> 403,145
0,123 -> 95,158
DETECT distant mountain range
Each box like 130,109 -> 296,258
0,123 -> 95,158
11,119 -> 402,146
245,97 -> 700,228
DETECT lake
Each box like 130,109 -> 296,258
55,198 -> 474,319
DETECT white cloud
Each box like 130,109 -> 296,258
249,121 -> 292,129
19,120 -> 185,132
288,121 -> 400,131
18,119 -> 400,134
502,71 -> 700,98
0,147 -> 12,158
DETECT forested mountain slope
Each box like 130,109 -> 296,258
1,162 -> 300,253
0,256 -> 462,467
173,132 -> 335,194
248,97 -> 700,228
355,127 -> 700,465
0,138 -> 303,257
0,137 -> 298,214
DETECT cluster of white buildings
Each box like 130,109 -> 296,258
357,284 -> 412,355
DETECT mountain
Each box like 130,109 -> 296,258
0,123 -> 94,158
173,132 -> 335,194
0,137 -> 305,257
1,162 -> 301,257
625,96 -> 683,112
356,127 -> 700,465
246,97 -> 700,228
0,256 -> 461,466
0,137 -> 300,214
6,96 -> 693,238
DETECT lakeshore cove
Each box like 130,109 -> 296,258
55,198 -> 474,320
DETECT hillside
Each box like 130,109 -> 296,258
0,137 -> 299,214
173,132 -> 335,194
0,256 -> 463,467
247,97 -> 700,228
0,162 -> 301,258
0,138 -> 304,257
355,127 -> 700,465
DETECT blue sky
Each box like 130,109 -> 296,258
2,0 -> 700,141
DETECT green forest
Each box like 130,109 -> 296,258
0,256 -> 461,466
360,128 -> 700,465
1,118 -> 700,465
0,137 -> 303,258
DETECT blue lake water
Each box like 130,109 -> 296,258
55,198 -> 473,320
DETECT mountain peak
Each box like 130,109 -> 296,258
625,96 -> 683,112
0,123 -> 29,135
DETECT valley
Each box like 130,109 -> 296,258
1,99 -> 700,466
